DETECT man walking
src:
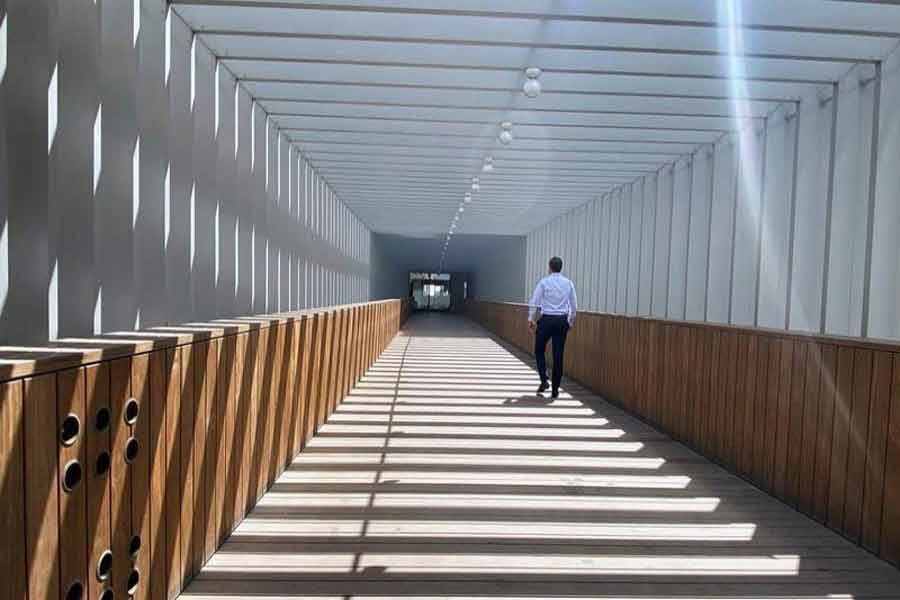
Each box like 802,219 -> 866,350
528,256 -> 577,398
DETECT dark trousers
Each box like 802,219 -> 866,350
534,314 -> 569,392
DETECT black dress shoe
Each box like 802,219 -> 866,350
550,389 -> 559,399
536,382 -> 549,395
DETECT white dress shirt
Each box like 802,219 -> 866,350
528,273 -> 578,326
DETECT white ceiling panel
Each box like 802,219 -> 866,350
171,0 -> 900,236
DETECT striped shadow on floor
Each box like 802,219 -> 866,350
183,312 -> 900,600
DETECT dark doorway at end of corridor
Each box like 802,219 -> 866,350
409,272 -> 468,313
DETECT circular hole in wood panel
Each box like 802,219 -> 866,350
96,550 -> 112,582
124,438 -> 139,464
123,399 -> 139,425
126,570 -> 140,596
60,414 -> 81,446
128,536 -> 141,560
62,460 -> 83,493
95,408 -> 111,432
95,452 -> 111,477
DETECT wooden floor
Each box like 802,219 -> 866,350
183,313 -> 900,599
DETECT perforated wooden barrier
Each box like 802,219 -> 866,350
0,299 -> 411,600
468,300 -> 900,569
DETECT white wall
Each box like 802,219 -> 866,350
0,0 -> 371,344
525,44 -> 900,341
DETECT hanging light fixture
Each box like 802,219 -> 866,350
499,122 -> 513,145
523,67 -> 542,98
464,192 -> 472,203
458,205 -> 465,213
482,156 -> 494,172
471,176 -> 480,191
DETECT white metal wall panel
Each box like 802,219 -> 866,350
608,190 -> 621,312
581,200 -> 592,310
789,91 -> 835,333
638,174 -> 657,316
730,126 -> 765,327
686,148 -> 713,322
597,195 -> 610,311
870,47 -> 900,340
627,180 -> 644,315
616,186 -> 630,313
668,158 -> 692,320
598,195 -> 610,312
707,137 -> 738,324
758,106 -> 798,329
652,167 -> 674,318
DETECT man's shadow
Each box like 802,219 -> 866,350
503,394 -> 555,406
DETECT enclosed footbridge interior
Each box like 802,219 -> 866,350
2,1 -> 900,599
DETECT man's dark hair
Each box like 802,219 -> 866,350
548,256 -> 563,273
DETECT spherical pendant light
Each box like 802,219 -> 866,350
471,177 -> 480,191
523,67 -> 542,98
482,156 -> 494,172
464,192 -> 472,203
499,122 -> 513,145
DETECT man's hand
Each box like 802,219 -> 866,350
528,320 -> 536,334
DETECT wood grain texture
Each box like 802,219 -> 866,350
784,342 -> 807,508
813,345 -> 837,524
772,339 -> 794,499
861,351 -> 893,553
109,358 -> 132,600
303,316 -> 321,443
164,349 -> 182,600
292,320 -> 309,456
179,345 -> 196,586
148,351 -> 167,600
0,380 -> 26,600
798,343 -> 822,516
881,353 -> 900,565
84,363 -> 112,600
318,312 -> 335,429
131,353 -> 152,600
57,368 -> 88,600
24,374 -> 59,600
844,348 -> 874,543
220,336 -> 238,543
828,346 -> 855,532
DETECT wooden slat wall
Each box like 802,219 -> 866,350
0,299 -> 410,600
468,300 -> 900,570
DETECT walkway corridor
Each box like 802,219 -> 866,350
183,314 -> 900,599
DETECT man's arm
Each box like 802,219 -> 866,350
528,280 -> 543,324
568,283 -> 578,328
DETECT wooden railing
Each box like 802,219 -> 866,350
0,299 -> 411,600
468,300 -> 900,569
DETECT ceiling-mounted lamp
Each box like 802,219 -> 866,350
471,176 -> 480,191
464,192 -> 472,203
458,205 -> 465,213
482,156 -> 494,172
499,122 -> 513,145
523,67 -> 542,98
